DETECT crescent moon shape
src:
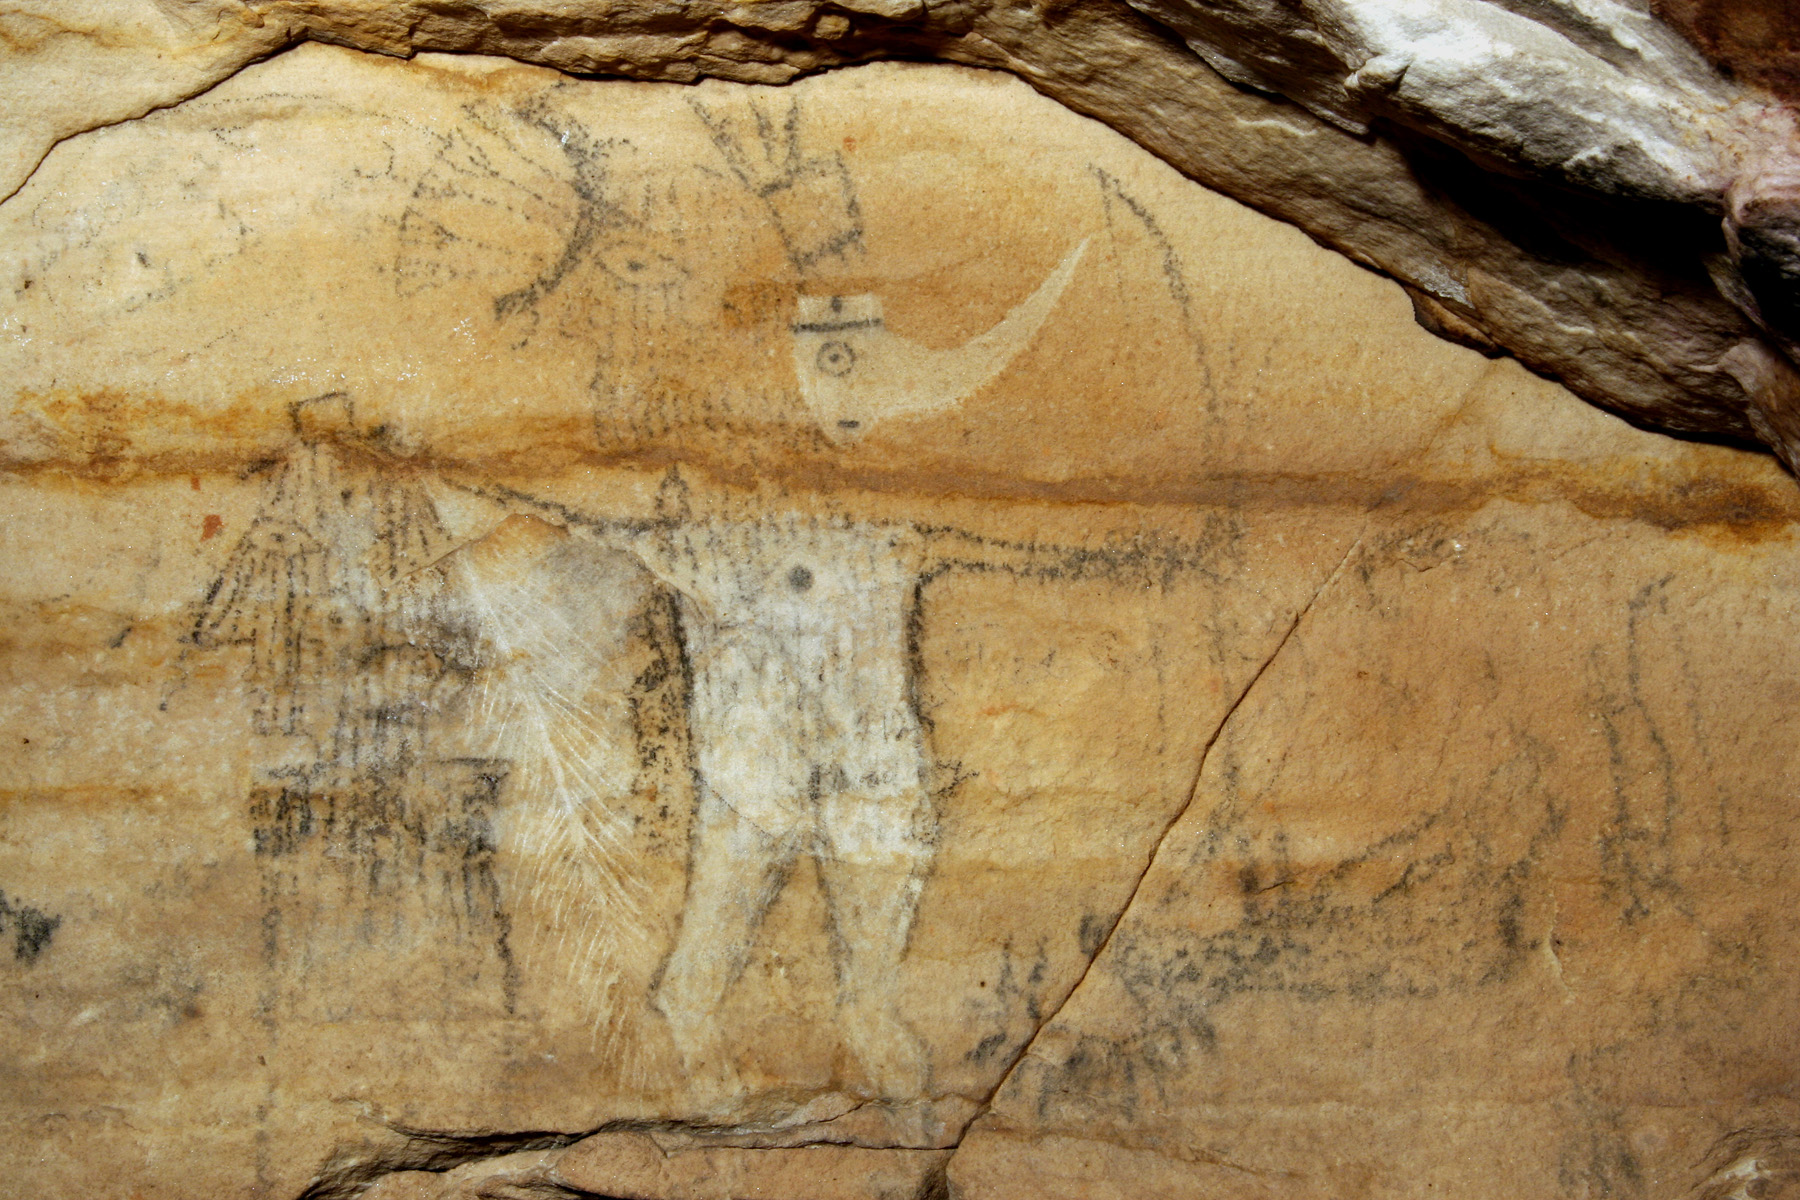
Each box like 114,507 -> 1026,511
792,238 -> 1090,440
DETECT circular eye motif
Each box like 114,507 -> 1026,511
815,340 -> 856,378
788,565 -> 814,592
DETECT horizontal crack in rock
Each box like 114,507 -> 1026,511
294,1127 -> 587,1200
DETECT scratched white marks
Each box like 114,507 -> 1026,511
192,396 -> 519,1020
421,514 -> 660,1063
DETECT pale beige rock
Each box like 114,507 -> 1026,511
0,2 -> 286,206
1,46 -> 1798,1200
954,375 -> 1800,1198
552,1132 -> 951,1198
5,1 -> 1800,476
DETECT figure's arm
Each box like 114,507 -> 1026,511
568,514 -> 661,558
442,474 -> 677,561
915,522 -> 1198,589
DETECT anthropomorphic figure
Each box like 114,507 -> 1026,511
589,241 -> 1088,1104
191,395 -> 518,1019
618,511 -> 933,1098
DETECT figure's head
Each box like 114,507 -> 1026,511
288,392 -> 357,444
788,238 -> 1088,445
791,294 -> 888,442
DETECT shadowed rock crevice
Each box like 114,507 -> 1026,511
294,1122 -> 958,1199
293,1129 -> 588,1200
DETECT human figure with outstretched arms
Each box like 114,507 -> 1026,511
579,242 -> 1087,1104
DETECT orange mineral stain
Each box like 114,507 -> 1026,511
201,514 -> 223,541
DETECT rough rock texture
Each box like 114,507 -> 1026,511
9,0 -> 1800,479
4,50 -> 1800,1200
1656,0 -> 1800,99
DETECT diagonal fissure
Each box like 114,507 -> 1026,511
287,527 -> 1370,1196
944,525 -> 1370,1152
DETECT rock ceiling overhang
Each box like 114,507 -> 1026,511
8,0 -> 1800,475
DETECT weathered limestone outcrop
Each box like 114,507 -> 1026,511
4,47 -> 1800,1199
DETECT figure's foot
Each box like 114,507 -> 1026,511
842,1002 -> 930,1101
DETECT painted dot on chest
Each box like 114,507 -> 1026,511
787,565 -> 814,592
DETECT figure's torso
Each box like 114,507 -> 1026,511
621,516 -> 928,811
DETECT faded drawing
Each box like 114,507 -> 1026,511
565,243 -> 1088,1102
599,501 -> 936,1099
185,86 -> 1171,1099
421,513 -> 667,1056
464,449 -> 1223,1109
435,92 -> 1106,1101
189,394 -> 518,1019
691,96 -> 864,273
184,394 -> 682,1042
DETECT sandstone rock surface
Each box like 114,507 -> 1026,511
9,0 -> 1800,477
3,45 -> 1800,1200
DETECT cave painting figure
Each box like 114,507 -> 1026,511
621,514 -> 933,1102
599,241 -> 1087,1105
790,240 -> 1088,442
190,395 -> 518,1019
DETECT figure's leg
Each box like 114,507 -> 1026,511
654,786 -> 796,1107
816,786 -> 935,1099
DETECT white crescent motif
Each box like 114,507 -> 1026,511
791,239 -> 1089,442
